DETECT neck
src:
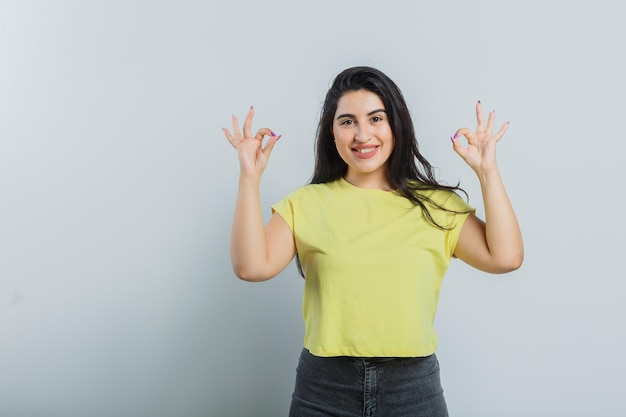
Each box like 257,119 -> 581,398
344,172 -> 392,191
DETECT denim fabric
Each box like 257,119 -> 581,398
289,349 -> 449,417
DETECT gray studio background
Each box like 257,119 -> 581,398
1,1 -> 624,416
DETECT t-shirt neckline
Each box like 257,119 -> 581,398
338,177 -> 395,194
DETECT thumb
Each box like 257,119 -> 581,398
262,135 -> 281,158
450,135 -> 467,158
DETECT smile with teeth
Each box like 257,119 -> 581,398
351,145 -> 380,159
354,146 -> 378,153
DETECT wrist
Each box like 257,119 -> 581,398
238,173 -> 262,186
475,166 -> 501,183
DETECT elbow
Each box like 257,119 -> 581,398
493,252 -> 524,274
502,258 -> 523,273
231,263 -> 273,282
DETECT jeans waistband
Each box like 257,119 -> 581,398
352,356 -> 402,364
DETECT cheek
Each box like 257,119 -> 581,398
333,129 -> 352,146
383,135 -> 395,158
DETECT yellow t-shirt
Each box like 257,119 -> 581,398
271,177 -> 473,357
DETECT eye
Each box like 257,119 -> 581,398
340,119 -> 354,125
371,115 -> 383,123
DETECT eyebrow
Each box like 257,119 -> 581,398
335,109 -> 386,120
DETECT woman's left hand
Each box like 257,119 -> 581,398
451,101 -> 509,175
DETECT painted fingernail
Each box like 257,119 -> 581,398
453,132 -> 459,139
270,131 -> 276,136
276,135 -> 282,141
477,100 -> 481,104
450,136 -> 454,143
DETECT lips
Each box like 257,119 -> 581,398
351,145 -> 380,159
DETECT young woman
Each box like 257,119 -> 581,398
223,66 -> 523,417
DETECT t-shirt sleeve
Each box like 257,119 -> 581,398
440,192 -> 475,257
271,193 -> 296,232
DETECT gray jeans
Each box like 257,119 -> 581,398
289,348 -> 449,417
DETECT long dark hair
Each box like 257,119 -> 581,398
297,66 -> 470,277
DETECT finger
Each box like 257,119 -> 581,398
231,115 -> 241,137
485,110 -> 496,135
222,127 -> 240,149
255,128 -> 274,141
222,127 -> 233,141
243,105 -> 254,138
476,100 -> 484,131
493,121 -> 510,142
453,127 -> 474,144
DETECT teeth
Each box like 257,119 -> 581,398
356,147 -> 376,153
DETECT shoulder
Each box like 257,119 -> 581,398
406,180 -> 470,210
428,189 -> 471,211
283,180 -> 342,200
271,180 -> 343,230
273,180 -> 342,214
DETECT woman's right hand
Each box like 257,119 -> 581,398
222,106 -> 281,178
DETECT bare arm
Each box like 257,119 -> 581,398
452,102 -> 524,273
223,106 -> 297,281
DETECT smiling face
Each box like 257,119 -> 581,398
332,89 -> 395,190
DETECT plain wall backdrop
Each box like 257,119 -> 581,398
1,0 -> 624,416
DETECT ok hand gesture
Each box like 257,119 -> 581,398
451,101 -> 509,175
222,106 -> 281,178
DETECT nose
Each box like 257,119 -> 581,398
354,124 -> 372,143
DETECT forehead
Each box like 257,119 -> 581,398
335,90 -> 385,113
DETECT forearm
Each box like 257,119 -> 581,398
478,168 -> 524,270
230,175 -> 269,279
